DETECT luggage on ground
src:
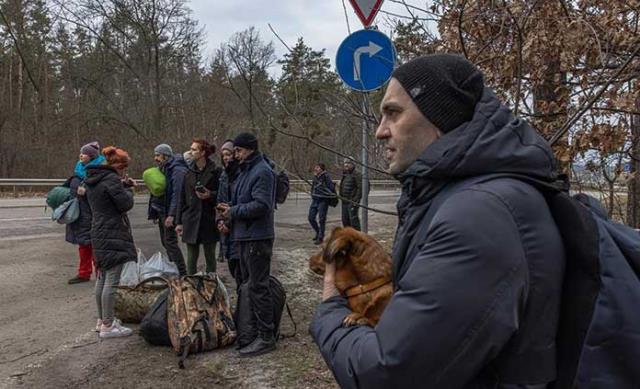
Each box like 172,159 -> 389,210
114,277 -> 167,323
165,274 -> 236,368
235,275 -> 296,348
140,289 -> 172,346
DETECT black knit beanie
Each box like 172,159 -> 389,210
392,54 -> 484,133
233,132 -> 259,151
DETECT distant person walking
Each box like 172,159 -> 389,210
176,139 -> 222,274
338,157 -> 362,231
85,146 -> 136,338
308,163 -> 335,244
148,144 -> 188,276
65,141 -> 105,284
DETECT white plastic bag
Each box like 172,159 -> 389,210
136,248 -> 147,274
140,252 -> 179,280
120,261 -> 140,286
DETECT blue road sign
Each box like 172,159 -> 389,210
336,29 -> 396,92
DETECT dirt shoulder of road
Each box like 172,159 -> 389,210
1,214 -> 396,389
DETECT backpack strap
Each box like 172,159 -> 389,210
277,302 -> 297,340
178,336 -> 191,369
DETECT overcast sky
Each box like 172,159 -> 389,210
188,0 -> 425,74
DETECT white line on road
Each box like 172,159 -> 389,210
0,217 -> 51,222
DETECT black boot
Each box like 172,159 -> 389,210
238,331 -> 275,357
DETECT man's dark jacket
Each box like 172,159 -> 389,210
310,89 -> 566,389
311,170 -> 335,201
230,151 -> 275,242
176,159 -> 221,245
85,165 -> 136,271
339,169 -> 362,203
148,154 -> 187,220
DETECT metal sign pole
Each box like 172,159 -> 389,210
361,96 -> 369,233
336,2 -> 395,235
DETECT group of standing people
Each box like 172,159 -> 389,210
308,158 -> 363,244
62,132 -> 279,357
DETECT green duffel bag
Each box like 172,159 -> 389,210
114,278 -> 167,323
46,186 -> 71,210
143,167 -> 166,197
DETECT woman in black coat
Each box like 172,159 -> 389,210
176,139 -> 221,275
85,146 -> 136,339
65,142 -> 105,284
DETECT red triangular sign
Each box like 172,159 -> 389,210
349,0 -> 384,28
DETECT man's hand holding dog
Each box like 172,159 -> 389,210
322,261 -> 339,301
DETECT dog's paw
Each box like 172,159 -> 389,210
343,312 -> 370,327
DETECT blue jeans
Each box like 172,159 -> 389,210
308,199 -> 329,240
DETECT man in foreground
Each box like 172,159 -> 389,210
310,54 -> 565,388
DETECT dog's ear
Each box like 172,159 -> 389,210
323,235 -> 351,264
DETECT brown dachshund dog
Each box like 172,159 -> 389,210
308,250 -> 325,276
315,227 -> 393,327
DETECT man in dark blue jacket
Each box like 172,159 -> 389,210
310,55 -> 565,388
217,132 -> 276,357
309,163 -> 335,244
149,143 -> 187,276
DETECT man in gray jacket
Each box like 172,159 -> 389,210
310,54 -> 565,388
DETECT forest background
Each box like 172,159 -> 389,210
1,0 -> 640,225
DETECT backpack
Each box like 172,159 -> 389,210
275,170 -> 290,204
165,274 -> 236,368
328,188 -> 339,207
324,175 -> 339,207
430,174 -> 640,388
143,166 -> 167,197
140,290 -> 172,346
51,198 -> 80,224
531,180 -> 640,388
46,186 -> 71,210
235,275 -> 297,348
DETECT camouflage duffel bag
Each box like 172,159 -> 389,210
114,278 -> 168,323
166,274 -> 236,368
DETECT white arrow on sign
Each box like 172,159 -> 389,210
349,0 -> 384,27
353,41 -> 383,81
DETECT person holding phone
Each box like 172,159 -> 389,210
85,146 -> 136,338
217,132 -> 277,357
176,139 -> 222,275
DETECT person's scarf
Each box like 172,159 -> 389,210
74,155 -> 106,179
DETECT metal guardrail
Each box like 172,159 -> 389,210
0,178 -> 401,191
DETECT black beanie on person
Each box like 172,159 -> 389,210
233,132 -> 259,151
391,54 -> 485,133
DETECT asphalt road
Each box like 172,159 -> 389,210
0,191 -> 400,385
0,191 -> 400,243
